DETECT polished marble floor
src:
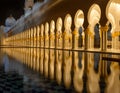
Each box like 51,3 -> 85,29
0,48 -> 119,93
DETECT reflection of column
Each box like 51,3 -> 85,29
36,48 -> 40,72
44,49 -> 49,78
87,53 -> 100,93
100,26 -> 108,51
49,49 -> 55,80
33,48 -> 36,70
40,48 -> 44,74
63,51 -> 72,89
73,52 -> 84,92
56,50 -> 63,85
105,60 -> 119,93
28,47 -> 31,67
100,54 -> 107,79
30,48 -> 33,69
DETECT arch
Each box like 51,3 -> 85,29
107,13 -> 115,33
88,4 -> 101,33
106,0 -> 120,50
50,20 -> 55,33
87,4 -> 101,49
74,9 -> 84,29
64,14 -> 72,31
56,17 -> 63,32
106,0 -> 120,33
40,24 -> 44,36
45,22 -> 49,35
74,9 -> 85,48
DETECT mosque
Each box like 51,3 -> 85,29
0,0 -> 120,93
1,0 -> 120,51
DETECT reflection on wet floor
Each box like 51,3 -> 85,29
0,48 -> 120,93
0,67 -> 23,93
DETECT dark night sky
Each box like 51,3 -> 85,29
0,0 -> 25,26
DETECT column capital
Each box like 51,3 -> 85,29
100,25 -> 109,32
112,31 -> 120,37
85,27 -> 94,38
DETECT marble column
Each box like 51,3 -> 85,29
100,25 -> 108,51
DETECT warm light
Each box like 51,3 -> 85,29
74,9 -> 84,29
56,17 -> 62,32
88,4 -> 101,27
45,22 -> 49,35
106,0 -> 120,33
64,14 -> 72,31
50,20 -> 55,33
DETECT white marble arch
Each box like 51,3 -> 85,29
106,0 -> 120,50
74,9 -> 84,30
74,9 -> 85,49
87,4 -> 101,49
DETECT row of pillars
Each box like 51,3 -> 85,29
3,10 -> 119,51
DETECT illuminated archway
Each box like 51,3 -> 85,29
74,9 -> 84,49
73,10 -> 85,92
106,0 -> 120,50
87,4 -> 101,50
